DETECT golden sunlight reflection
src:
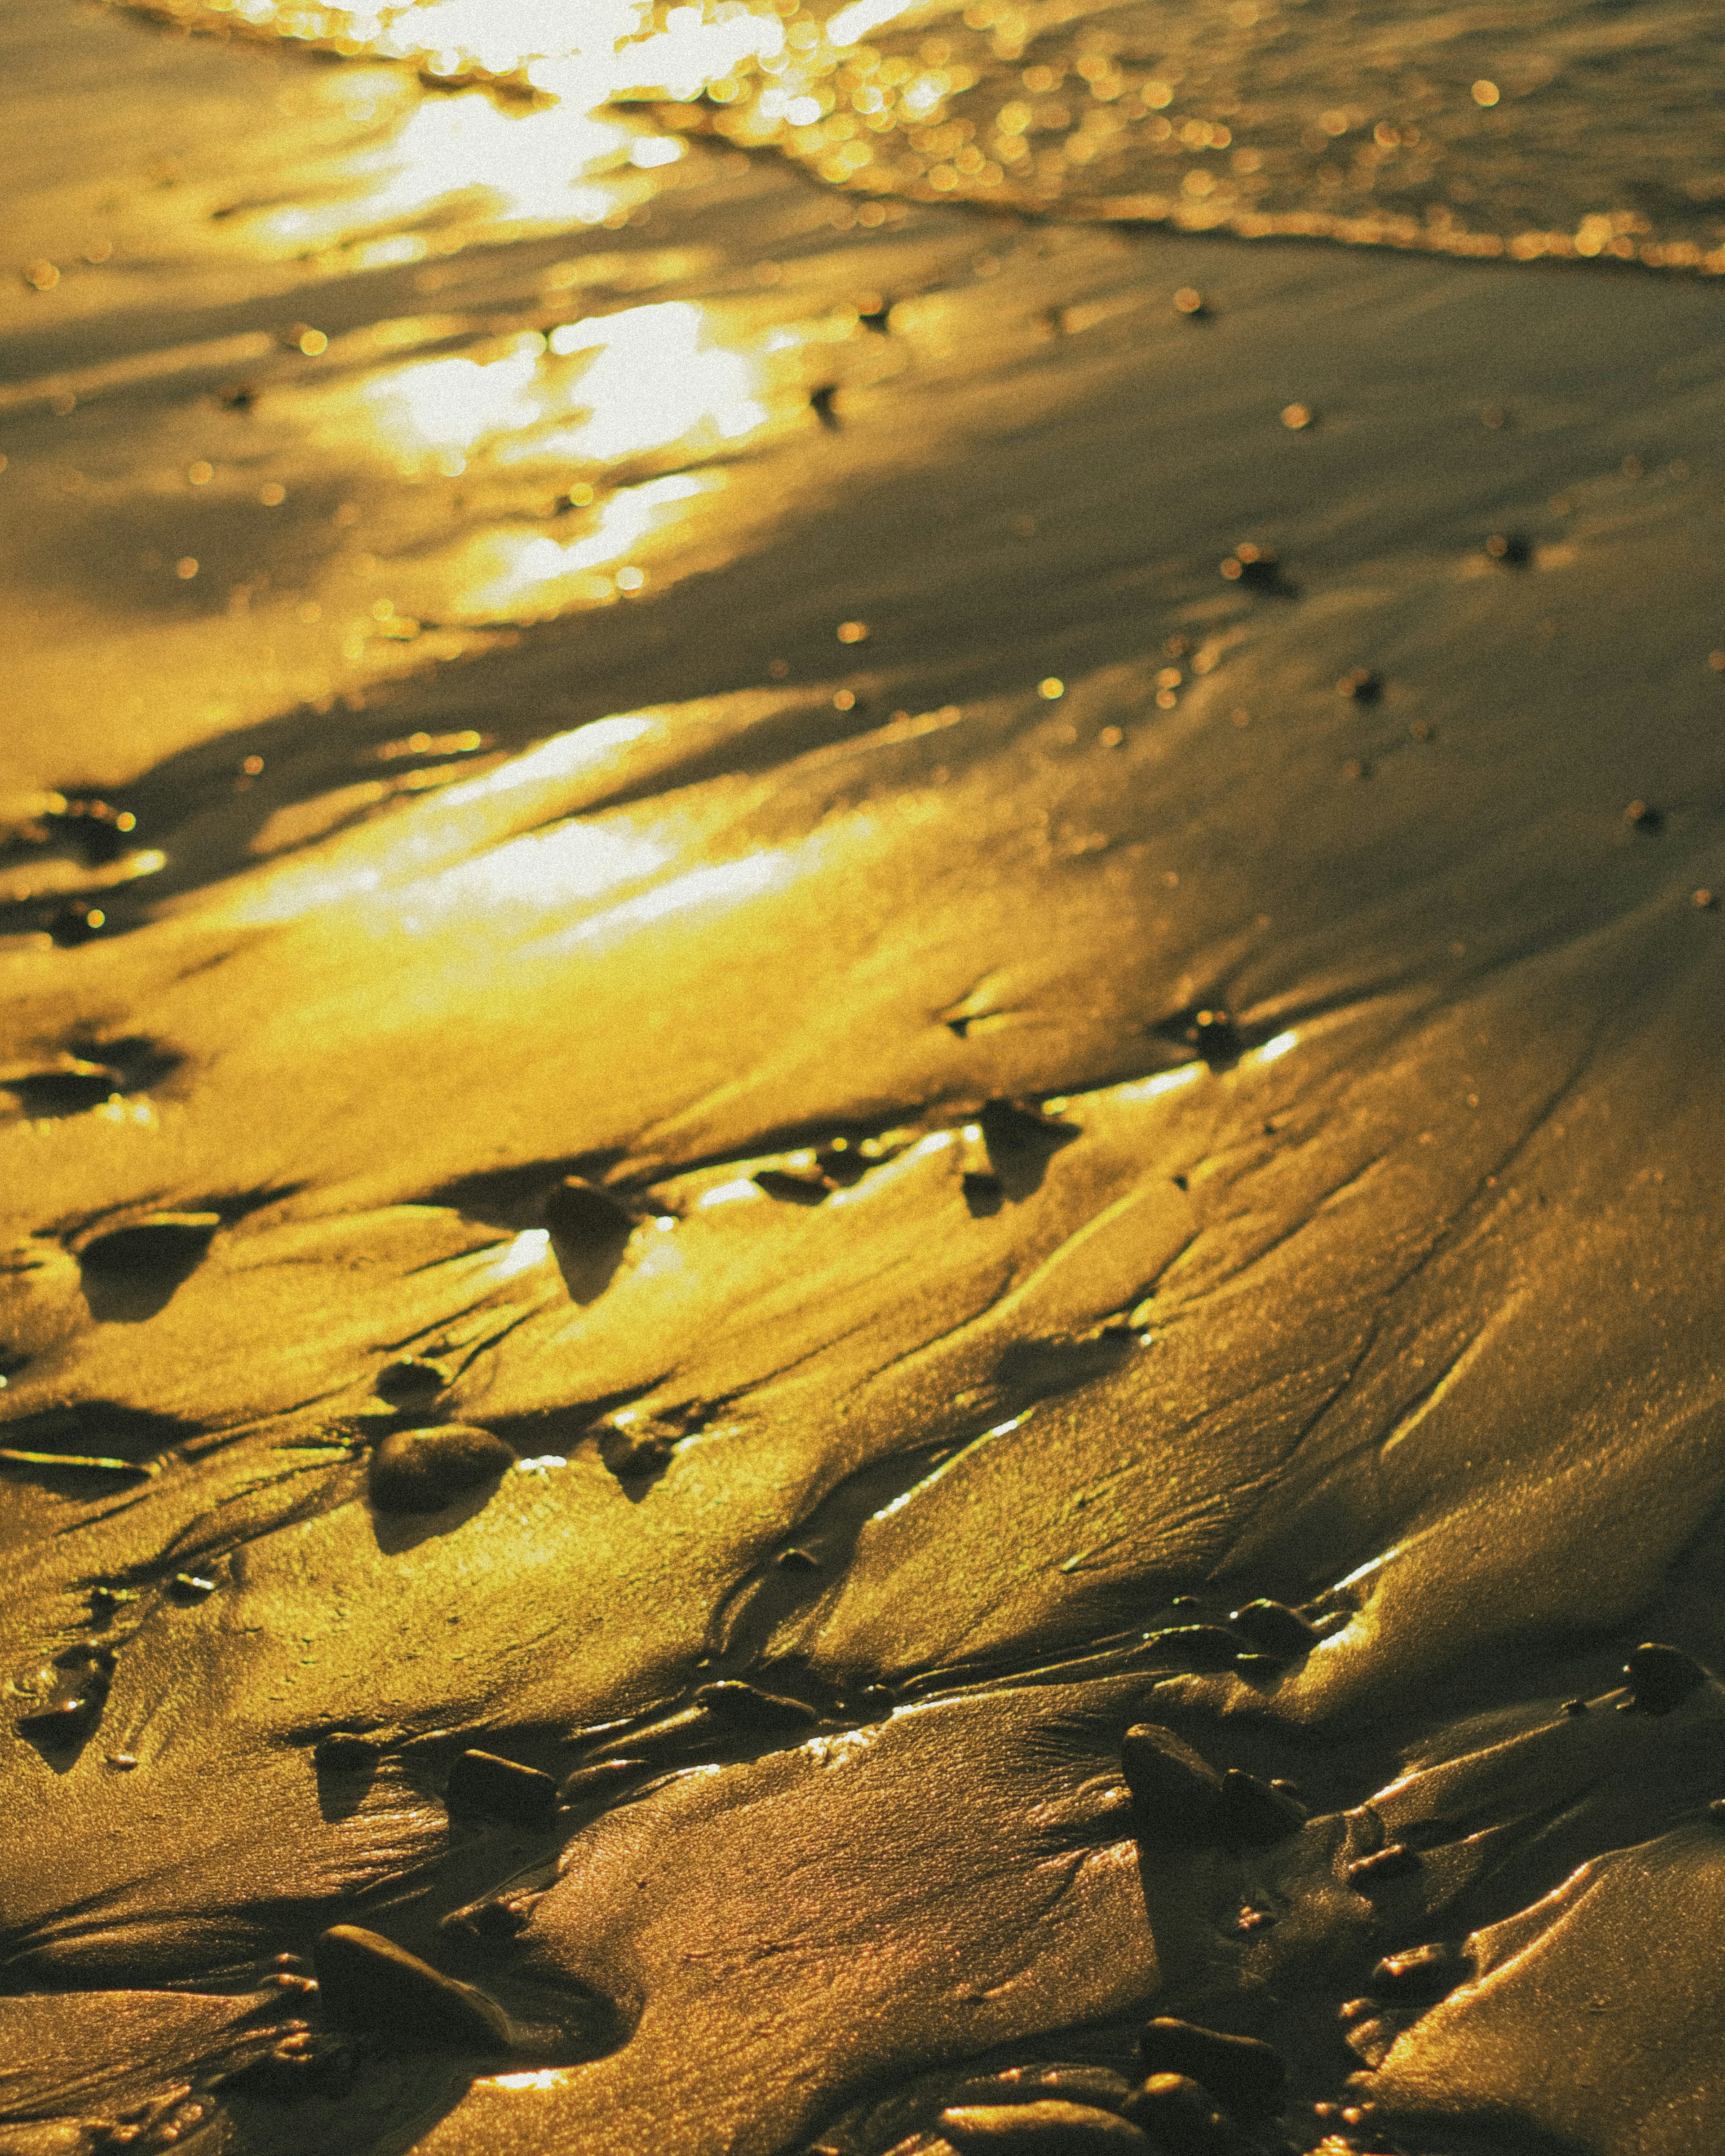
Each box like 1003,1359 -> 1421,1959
259,91 -> 631,250
531,302 -> 767,459
342,303 -> 766,486
458,473 -> 713,616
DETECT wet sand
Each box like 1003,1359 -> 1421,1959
5,4 -> 1725,2154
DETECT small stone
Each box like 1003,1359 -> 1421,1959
1694,888 -> 1717,910
312,1925 -> 512,2051
18,1683 -> 103,1740
1220,543 -> 1279,590
944,2069 -> 1134,2117
48,902 -> 108,946
1147,1624 -> 1241,1669
1227,1599 -> 1322,1658
776,1547 -> 822,1572
76,1214 -> 220,1272
1336,668 -> 1381,703
1121,1724 -> 1223,1838
167,1573 -> 217,1602
315,1732 -> 382,1773
445,1748 -> 558,1828
542,1177 -> 635,1249
368,1426 -> 513,1513
1187,1010 -> 1239,1066
1370,1942 -> 1473,2002
559,1758 -> 645,1805
1119,2073 -> 1234,2151
693,1681 -> 819,1731
1483,532 -> 1530,565
1216,1769 -> 1305,1846
375,1358 -> 447,1407
1138,2019 -> 1286,2112
1172,287 -> 1206,317
1708,1798 -> 1725,1823
753,1168 -> 832,1204
940,2099 -> 1149,2149
1623,799 -> 1663,833
1346,1842 -> 1418,1887
1562,1698 -> 1590,1716
1623,1640 -> 1707,1714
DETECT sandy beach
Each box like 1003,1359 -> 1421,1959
4,3 -> 1725,2153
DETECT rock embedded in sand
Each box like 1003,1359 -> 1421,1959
1622,1640 -> 1707,1714
1118,2072 -> 1234,2148
445,1747 -> 558,1828
313,1732 -> 380,1772
1226,1599 -> 1322,1659
1137,2019 -> 1286,2112
75,1214 -> 221,1272
1216,1769 -> 1305,1846
542,1176 -> 636,1249
939,2099 -> 1150,2148
311,1925 -> 512,2051
1121,1723 -> 1223,1838
367,1425 -> 513,1512
692,1680 -> 820,1731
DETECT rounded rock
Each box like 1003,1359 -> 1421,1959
1623,1640 -> 1707,1714
368,1426 -> 514,1513
1137,2020 -> 1286,2112
939,2100 -> 1150,2150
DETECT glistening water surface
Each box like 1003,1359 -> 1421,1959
4,4 -> 1725,2156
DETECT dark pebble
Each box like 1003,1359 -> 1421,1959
940,2100 -> 1150,2149
1370,1941 -> 1473,2003
1138,2019 -> 1286,2112
1119,2072 -> 1234,2151
314,1732 -> 382,1773
1121,1724 -> 1223,1839
1562,1698 -> 1590,1716
1227,1599 -> 1321,1659
1220,543 -> 1279,590
48,903 -> 108,947
776,1546 -> 822,1572
18,1682 -> 104,1739
168,1572 -> 217,1602
368,1426 -> 513,1513
45,799 -> 133,866
558,1758 -> 646,1805
6,1063 -> 124,1116
693,1680 -> 819,1731
1187,1010 -> 1239,1066
77,1214 -> 220,1273
755,1167 -> 832,1204
445,1747 -> 558,1828
311,1925 -> 511,2051
375,1357 -> 446,1407
1346,1842 -> 1418,1886
947,2068 -> 1136,2114
1623,1640 -> 1707,1714
542,1177 -> 635,1249
1147,1625 -> 1242,1670
1216,1769 -> 1305,1847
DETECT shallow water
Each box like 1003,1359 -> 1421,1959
4,4 -> 1725,2156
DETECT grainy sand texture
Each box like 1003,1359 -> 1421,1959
4,3 -> 1725,2153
